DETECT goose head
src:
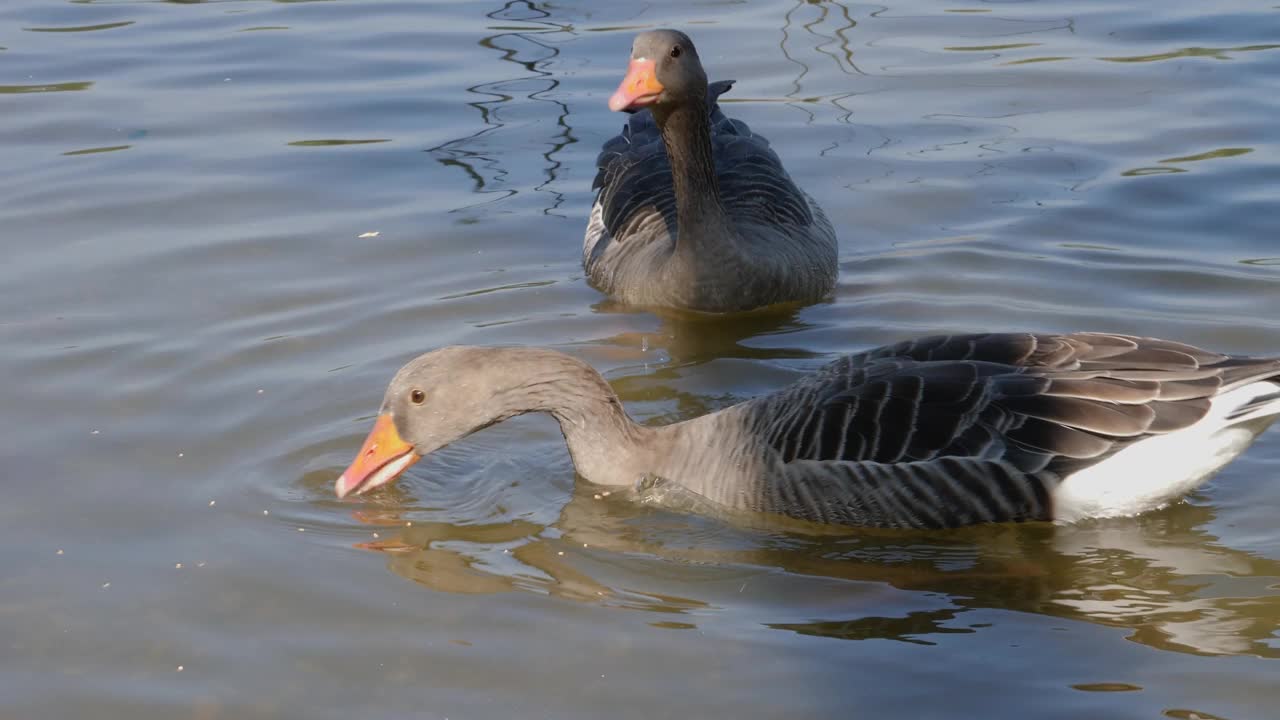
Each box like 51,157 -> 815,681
608,29 -> 708,113
334,348 -> 511,498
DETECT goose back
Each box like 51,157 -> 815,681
585,81 -> 838,311
702,333 -> 1280,527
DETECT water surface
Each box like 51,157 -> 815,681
2,0 -> 1279,718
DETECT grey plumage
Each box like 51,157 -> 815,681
727,333 -> 1279,526
339,333 -> 1280,529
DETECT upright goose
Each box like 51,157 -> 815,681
584,30 -> 838,313
336,333 -> 1280,529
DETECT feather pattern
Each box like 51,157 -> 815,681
685,332 -> 1280,527
584,80 -> 838,312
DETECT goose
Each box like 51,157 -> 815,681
584,29 -> 839,313
335,332 -> 1280,529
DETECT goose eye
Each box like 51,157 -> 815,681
410,389 -> 426,404
670,45 -> 681,58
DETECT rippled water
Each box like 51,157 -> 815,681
3,0 -> 1279,718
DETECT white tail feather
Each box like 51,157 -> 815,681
1054,381 -> 1280,523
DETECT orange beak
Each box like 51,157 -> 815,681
335,414 -> 422,499
608,58 -> 663,112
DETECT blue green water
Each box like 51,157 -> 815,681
2,1 -> 1278,718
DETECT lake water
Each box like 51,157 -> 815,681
3,0 -> 1279,718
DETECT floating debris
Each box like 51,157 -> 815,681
56,549 -> 64,556
176,665 -> 184,672
102,582 -> 110,589
175,563 -> 183,569
208,500 -> 216,507
357,231 -> 380,239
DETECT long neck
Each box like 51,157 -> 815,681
654,96 -> 731,246
493,350 -> 657,486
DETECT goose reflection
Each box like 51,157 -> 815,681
350,485 -> 1280,659
582,301 -> 821,364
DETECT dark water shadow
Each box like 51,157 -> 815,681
585,300 -> 824,366
426,0 -> 577,216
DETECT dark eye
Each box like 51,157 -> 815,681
410,389 -> 425,404
670,45 -> 681,58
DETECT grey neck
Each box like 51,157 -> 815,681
493,350 -> 656,486
653,96 -> 732,249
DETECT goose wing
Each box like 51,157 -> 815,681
748,333 -> 1279,527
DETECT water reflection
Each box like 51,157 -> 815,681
352,490 -> 1280,659
1100,44 -> 1280,63
778,0 -> 866,124
24,21 -> 135,33
586,302 -> 821,367
62,145 -> 131,156
0,81 -> 93,94
1124,147 -> 1259,177
1160,148 -> 1254,164
287,138 -> 390,147
427,1 -> 576,215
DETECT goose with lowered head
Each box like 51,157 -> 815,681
336,333 -> 1280,529
584,29 -> 838,313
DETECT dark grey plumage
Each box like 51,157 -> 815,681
737,333 -> 1280,527
584,30 -> 838,312
590,82 -> 816,249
